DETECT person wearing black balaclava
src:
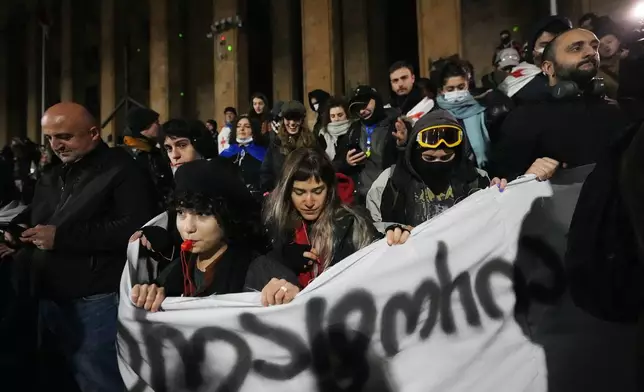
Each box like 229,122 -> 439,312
308,89 -> 331,135
334,85 -> 406,205
366,109 -> 505,232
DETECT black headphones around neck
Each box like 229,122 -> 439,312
550,77 -> 606,100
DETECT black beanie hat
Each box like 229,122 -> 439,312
174,159 -> 255,211
126,107 -> 159,137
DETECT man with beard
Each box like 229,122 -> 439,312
388,61 -> 435,122
366,110 -> 506,232
333,85 -> 404,204
499,16 -> 572,104
489,28 -> 632,180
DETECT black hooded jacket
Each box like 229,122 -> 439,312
308,89 -> 331,135
333,86 -> 399,202
376,111 -> 489,228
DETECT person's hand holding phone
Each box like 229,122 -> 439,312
282,243 -> 315,272
346,148 -> 367,166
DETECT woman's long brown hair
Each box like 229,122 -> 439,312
264,148 -> 374,269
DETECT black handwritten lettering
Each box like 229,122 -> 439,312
144,325 -> 191,392
436,242 -> 482,333
475,259 -> 514,320
189,327 -> 252,392
380,280 -> 441,357
239,313 -> 311,380
120,239 -> 556,391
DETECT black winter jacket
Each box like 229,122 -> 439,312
11,143 -> 156,299
333,117 -> 400,202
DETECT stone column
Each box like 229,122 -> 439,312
187,0 -> 214,119
367,0 -> 389,96
271,0 -> 295,102
342,0 -> 369,94
301,0 -> 343,124
26,14 -> 40,143
60,0 -> 73,102
150,0 -> 170,121
417,0 -> 462,78
213,0 -> 249,126
100,0 -> 116,144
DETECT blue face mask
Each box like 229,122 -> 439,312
443,90 -> 470,103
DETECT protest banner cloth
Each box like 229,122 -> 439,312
118,177 -> 553,392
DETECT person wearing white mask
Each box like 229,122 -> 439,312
317,97 -> 352,160
220,115 -> 268,197
436,61 -> 513,169
308,89 -> 331,135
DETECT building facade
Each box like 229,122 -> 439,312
0,0 -> 634,147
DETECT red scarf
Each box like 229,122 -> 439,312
294,222 -> 324,288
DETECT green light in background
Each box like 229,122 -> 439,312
180,92 -> 185,97
512,26 -> 519,32
178,33 -> 183,38
227,45 -> 233,51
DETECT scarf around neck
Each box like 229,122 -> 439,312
498,62 -> 542,97
123,136 -> 154,152
220,142 -> 267,162
437,93 -> 490,167
322,120 -> 351,160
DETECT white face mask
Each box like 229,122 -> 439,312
443,90 -> 469,103
313,103 -> 320,112
236,136 -> 253,145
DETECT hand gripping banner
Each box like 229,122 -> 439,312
117,177 -> 562,392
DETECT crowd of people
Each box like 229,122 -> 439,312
1,11 -> 643,392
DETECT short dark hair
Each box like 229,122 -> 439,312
321,96 -> 350,128
388,60 -> 415,76
159,119 -> 217,158
438,61 -> 469,88
224,106 -> 237,115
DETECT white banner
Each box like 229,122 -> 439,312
117,177 -> 553,392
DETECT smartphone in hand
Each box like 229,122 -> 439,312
282,243 -> 314,272
347,143 -> 363,153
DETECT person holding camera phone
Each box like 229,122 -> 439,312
333,85 -> 407,206
257,148 -> 410,306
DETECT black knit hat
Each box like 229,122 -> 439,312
174,159 -> 254,210
350,85 -> 379,104
126,107 -> 159,137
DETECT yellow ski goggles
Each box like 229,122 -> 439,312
416,124 -> 464,149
